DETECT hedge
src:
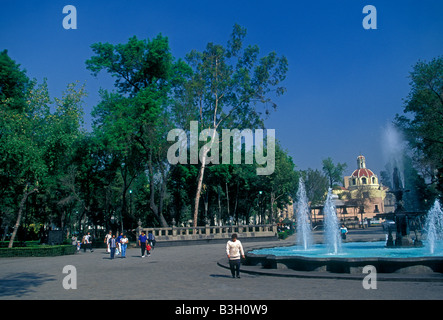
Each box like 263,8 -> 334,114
0,244 -> 77,257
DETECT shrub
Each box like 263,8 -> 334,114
0,244 -> 76,257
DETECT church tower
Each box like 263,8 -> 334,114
357,155 -> 366,169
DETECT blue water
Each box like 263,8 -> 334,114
249,241 -> 443,259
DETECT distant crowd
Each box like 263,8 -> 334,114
70,231 -> 156,259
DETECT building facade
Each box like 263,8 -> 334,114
334,155 -> 389,224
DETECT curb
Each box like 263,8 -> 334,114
216,258 -> 443,282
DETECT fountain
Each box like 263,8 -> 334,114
243,124 -> 443,274
295,178 -> 313,250
323,188 -> 341,254
424,199 -> 443,254
385,166 -> 425,248
246,186 -> 443,274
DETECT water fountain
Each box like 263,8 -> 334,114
246,188 -> 443,274
424,199 -> 443,255
295,178 -> 312,250
323,188 -> 341,254
243,125 -> 443,274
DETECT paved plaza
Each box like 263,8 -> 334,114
0,227 -> 442,300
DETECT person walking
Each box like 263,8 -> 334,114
116,232 -> 123,255
340,224 -> 348,240
108,234 -> 117,259
120,234 -> 128,258
226,233 -> 245,278
138,232 -> 148,257
104,231 -> 112,253
83,232 -> 93,253
148,232 -> 156,249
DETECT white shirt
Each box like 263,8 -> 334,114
226,240 -> 245,260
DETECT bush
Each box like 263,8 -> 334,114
277,229 -> 294,240
0,244 -> 76,257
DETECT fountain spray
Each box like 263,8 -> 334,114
296,178 -> 313,250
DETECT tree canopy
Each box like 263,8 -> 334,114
0,26 -> 298,244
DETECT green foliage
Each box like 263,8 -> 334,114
0,244 -> 76,257
395,56 -> 443,198
0,27 -> 296,241
322,157 -> 347,188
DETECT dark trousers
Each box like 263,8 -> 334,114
229,259 -> 241,277
110,247 -> 116,259
83,243 -> 92,252
140,242 -> 146,256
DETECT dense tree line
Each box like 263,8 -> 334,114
2,26 -> 440,246
0,26 -> 305,246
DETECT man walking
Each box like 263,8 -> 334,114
138,232 -> 148,257
108,234 -> 117,259
226,233 -> 245,278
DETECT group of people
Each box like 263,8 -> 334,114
72,229 -> 246,279
71,232 -> 94,253
137,231 -> 156,257
104,231 -> 157,259
104,232 -> 129,259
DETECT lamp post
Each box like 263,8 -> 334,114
258,191 -> 263,224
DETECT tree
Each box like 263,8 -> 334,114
86,34 -> 187,227
264,143 -> 298,221
300,168 -> 329,206
322,157 -> 347,188
0,49 -> 29,112
1,51 -> 88,244
183,24 -> 288,229
395,56 -> 443,197
0,57 -> 46,246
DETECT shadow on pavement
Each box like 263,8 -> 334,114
0,272 -> 56,298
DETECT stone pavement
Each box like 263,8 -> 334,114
0,227 -> 442,300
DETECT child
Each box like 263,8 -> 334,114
146,242 -> 152,256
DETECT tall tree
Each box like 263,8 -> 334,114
86,34 -> 187,227
184,24 -> 288,229
322,157 -> 347,188
395,56 -> 443,197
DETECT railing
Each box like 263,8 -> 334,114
138,224 -> 277,242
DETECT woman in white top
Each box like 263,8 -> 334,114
120,235 -> 128,258
226,233 -> 245,278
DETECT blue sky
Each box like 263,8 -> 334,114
1,0 -> 443,177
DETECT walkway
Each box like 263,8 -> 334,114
0,227 -> 442,300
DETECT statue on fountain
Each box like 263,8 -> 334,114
386,167 -> 423,247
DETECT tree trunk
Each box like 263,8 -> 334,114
192,127 -> 217,232
148,152 -> 168,227
8,185 -> 38,248
225,182 -> 230,219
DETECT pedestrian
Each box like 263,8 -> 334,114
146,242 -> 152,256
138,232 -> 147,257
120,234 -> 128,258
148,232 -> 156,249
226,233 -> 245,278
104,231 -> 112,253
71,235 -> 77,247
85,232 -> 94,252
340,224 -> 348,240
71,235 -> 80,253
81,234 -> 86,252
108,234 -> 117,259
116,232 -> 123,256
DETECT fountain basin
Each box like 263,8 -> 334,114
247,241 -> 443,274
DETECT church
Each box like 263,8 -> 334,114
332,155 -> 392,226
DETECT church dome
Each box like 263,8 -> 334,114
348,155 -> 379,187
351,168 -> 375,178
